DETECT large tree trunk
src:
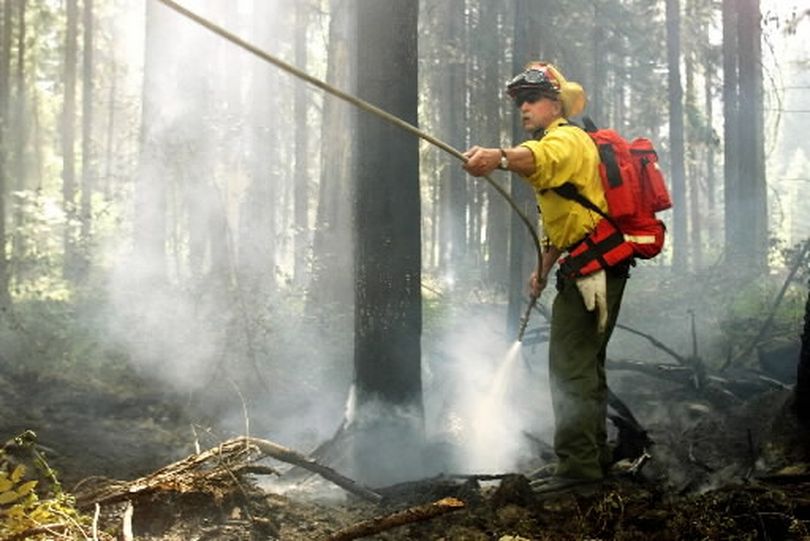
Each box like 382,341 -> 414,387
353,0 -> 423,486
666,0 -> 687,271
62,0 -> 79,279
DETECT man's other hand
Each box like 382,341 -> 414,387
462,146 -> 498,177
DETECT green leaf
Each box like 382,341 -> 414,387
0,490 -> 21,505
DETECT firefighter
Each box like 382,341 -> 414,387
463,62 -> 629,491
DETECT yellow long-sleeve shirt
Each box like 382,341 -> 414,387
520,118 -> 607,250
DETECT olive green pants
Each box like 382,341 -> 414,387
549,269 -> 627,480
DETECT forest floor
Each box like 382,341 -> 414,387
3,352 -> 810,540
3,276 -> 810,540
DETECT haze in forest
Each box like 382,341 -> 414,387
0,0 -> 809,487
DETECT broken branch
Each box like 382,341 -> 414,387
322,497 -> 465,541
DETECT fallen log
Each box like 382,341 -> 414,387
75,436 -> 382,507
322,497 -> 465,541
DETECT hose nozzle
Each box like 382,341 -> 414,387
517,293 -> 539,342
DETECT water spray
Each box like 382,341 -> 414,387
155,0 -> 544,338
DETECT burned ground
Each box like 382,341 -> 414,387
2,358 -> 809,540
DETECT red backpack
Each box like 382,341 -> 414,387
556,119 -> 672,278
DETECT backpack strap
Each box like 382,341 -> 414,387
582,116 -> 599,133
552,182 -> 621,232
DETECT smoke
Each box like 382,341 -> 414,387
423,308 -> 554,475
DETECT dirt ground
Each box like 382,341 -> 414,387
3,359 -> 810,540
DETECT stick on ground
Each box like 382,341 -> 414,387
322,497 -> 465,541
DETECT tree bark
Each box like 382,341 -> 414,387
666,0 -> 687,271
0,0 -> 11,306
11,0 -> 26,269
722,0 -> 740,266
308,0 -> 355,312
436,0 -> 467,274
79,0 -> 93,278
353,0 -> 423,485
797,278 -> 810,424
507,0 -> 541,338
293,0 -> 309,287
62,0 -> 79,279
736,0 -> 767,274
475,0 -> 508,288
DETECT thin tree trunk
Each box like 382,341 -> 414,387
293,1 -> 309,287
103,64 -> 115,200
0,0 -> 12,306
666,0 -> 687,271
685,0 -> 701,270
79,0 -> 93,278
476,0 -> 508,288
134,1 -> 170,280
436,0 -> 466,274
507,0 -> 541,338
308,0 -> 355,312
12,0 -> 25,271
722,0 -> 740,267
797,278 -> 810,424
736,0 -> 767,274
62,0 -> 79,279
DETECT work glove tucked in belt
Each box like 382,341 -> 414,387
575,269 -> 608,333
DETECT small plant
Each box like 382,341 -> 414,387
0,431 -> 110,540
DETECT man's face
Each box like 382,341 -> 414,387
515,92 -> 562,133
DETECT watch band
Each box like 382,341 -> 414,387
498,148 -> 509,170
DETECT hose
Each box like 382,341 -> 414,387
154,0 -> 543,337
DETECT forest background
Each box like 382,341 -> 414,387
0,0 -> 809,487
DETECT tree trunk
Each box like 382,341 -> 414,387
134,0 -> 170,281
507,0 -> 541,338
353,0 -> 423,486
591,3 -> 606,125
477,0 -> 508,288
293,0 -> 309,287
11,0 -> 26,270
684,0 -> 701,270
62,0 -> 79,279
736,0 -> 767,274
436,0 -> 466,275
0,0 -> 12,306
666,0 -> 687,271
797,279 -> 810,424
79,0 -> 93,279
308,0 -> 355,313
722,0 -> 740,267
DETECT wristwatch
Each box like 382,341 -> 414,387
498,148 -> 509,170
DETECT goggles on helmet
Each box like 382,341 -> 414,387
506,66 -> 560,100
